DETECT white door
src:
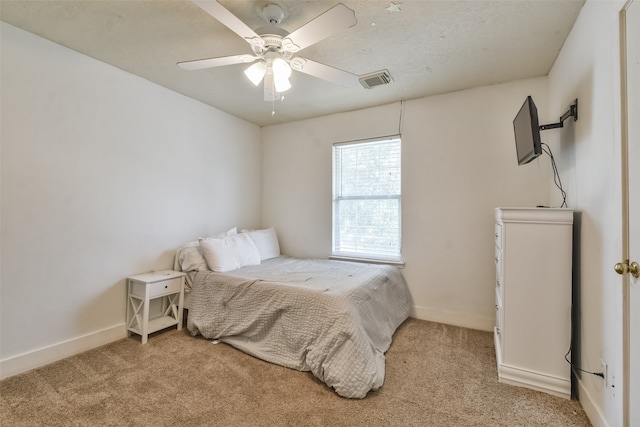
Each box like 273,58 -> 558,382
620,1 -> 639,425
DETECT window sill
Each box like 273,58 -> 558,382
329,255 -> 405,268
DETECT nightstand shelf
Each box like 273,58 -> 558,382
129,315 -> 178,336
126,270 -> 186,344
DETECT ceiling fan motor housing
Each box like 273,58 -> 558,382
250,32 -> 293,60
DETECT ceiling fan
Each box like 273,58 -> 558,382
178,0 -> 361,102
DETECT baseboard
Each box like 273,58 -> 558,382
412,304 -> 494,332
498,363 -> 571,399
0,323 -> 127,380
574,368 -> 610,427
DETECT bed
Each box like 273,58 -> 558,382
174,228 -> 412,398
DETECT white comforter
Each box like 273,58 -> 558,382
187,257 -> 412,398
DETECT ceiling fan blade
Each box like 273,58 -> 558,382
177,54 -> 258,71
281,4 -> 357,53
192,0 -> 264,48
290,57 -> 359,88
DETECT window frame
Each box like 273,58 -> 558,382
331,135 -> 403,265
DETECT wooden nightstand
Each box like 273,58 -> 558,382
126,270 -> 186,344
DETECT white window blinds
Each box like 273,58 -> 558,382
332,137 -> 402,261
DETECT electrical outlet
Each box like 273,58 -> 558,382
600,358 -> 608,386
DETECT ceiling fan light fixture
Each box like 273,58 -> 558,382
244,61 -> 267,86
272,58 -> 292,92
274,76 -> 292,93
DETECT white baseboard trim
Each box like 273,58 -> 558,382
574,369 -> 610,427
498,363 -> 571,399
412,305 -> 494,332
0,323 -> 127,380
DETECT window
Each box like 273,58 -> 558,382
332,136 -> 401,262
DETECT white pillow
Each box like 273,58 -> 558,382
177,227 -> 237,272
215,227 -> 238,237
178,243 -> 208,271
199,233 -> 261,272
242,227 -> 280,261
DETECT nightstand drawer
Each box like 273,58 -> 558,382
130,277 -> 182,299
148,278 -> 182,298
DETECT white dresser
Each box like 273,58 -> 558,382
494,207 -> 574,399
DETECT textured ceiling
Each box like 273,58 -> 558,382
1,0 -> 585,126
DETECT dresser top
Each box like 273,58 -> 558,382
495,207 -> 574,224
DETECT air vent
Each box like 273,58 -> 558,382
359,70 -> 393,89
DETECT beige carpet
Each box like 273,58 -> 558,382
1,318 -> 591,426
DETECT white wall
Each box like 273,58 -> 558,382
548,1 -> 626,426
0,23 -> 262,377
262,77 -> 551,331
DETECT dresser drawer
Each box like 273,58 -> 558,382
494,223 -> 502,250
495,285 -> 503,331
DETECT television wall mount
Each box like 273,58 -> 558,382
540,99 -> 578,130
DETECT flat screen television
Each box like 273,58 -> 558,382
513,96 -> 542,165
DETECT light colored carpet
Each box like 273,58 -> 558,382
0,318 -> 591,426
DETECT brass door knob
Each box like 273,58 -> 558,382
614,261 -> 640,278
630,261 -> 639,278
